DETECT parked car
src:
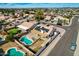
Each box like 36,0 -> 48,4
70,43 -> 77,51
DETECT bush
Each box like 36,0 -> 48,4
5,34 -> 14,42
57,19 -> 62,26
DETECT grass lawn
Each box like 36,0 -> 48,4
5,28 -> 21,42
7,28 -> 21,34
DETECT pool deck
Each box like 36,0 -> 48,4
0,42 -> 19,52
0,42 -> 32,56
15,40 -> 34,56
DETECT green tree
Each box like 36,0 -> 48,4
5,33 -> 14,42
63,19 -> 67,25
57,19 -> 62,26
35,9 -> 44,22
55,9 -> 59,14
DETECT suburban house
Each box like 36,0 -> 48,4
17,21 -> 37,32
53,16 -> 70,25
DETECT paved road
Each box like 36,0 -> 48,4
48,15 -> 79,56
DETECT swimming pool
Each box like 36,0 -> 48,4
5,47 -> 25,56
20,36 -> 33,45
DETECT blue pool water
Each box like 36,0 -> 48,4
5,48 -> 25,56
20,36 -> 33,45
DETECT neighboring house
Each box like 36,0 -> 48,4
29,11 -> 35,14
6,18 -> 15,22
34,23 -> 54,37
53,16 -> 69,25
17,21 -> 36,32
0,15 -> 5,20
23,14 -> 29,17
44,15 -> 51,21
28,14 -> 34,19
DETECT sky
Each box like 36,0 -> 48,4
0,3 -> 79,8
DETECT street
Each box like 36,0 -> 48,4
48,15 -> 79,56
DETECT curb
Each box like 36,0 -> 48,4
39,27 -> 66,56
63,16 -> 74,27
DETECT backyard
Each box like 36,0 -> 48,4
29,38 -> 44,52
7,28 -> 21,34
5,28 -> 22,42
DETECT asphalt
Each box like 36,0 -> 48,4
48,15 -> 79,56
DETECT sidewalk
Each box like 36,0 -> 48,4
74,30 -> 79,56
64,15 -> 79,27
40,26 -> 65,56
63,16 -> 74,27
